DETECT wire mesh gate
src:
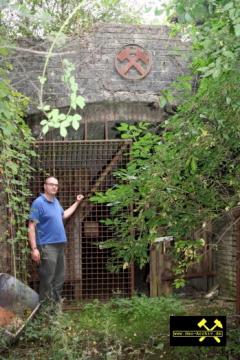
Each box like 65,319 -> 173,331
29,140 -> 133,302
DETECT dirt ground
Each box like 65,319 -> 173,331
0,307 -> 16,327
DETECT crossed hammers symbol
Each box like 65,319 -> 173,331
117,47 -> 149,76
198,318 -> 223,343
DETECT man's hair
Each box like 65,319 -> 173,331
44,176 -> 58,184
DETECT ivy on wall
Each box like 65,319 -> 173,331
0,46 -> 35,280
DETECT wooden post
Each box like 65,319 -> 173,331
150,237 -> 174,297
150,245 -> 158,297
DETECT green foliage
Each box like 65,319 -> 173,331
91,122 -> 206,275
3,296 -> 184,359
91,1 -> 240,282
91,92 -> 240,273
39,59 -> 85,137
0,0 -> 141,38
91,123 -> 162,270
2,298 -> 239,360
172,238 -> 205,288
0,51 -> 35,280
35,3 -> 88,138
166,0 -> 240,79
73,295 -> 184,346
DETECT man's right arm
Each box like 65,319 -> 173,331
28,221 -> 40,264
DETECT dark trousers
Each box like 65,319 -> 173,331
38,243 -> 65,302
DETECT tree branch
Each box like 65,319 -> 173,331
0,45 -> 76,56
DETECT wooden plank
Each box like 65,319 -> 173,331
162,271 -> 216,281
150,246 -> 158,297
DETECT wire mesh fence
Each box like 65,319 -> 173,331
29,140 -> 133,304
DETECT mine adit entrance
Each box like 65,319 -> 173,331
29,140 -> 133,304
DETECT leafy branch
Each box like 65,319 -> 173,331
0,53 -> 35,280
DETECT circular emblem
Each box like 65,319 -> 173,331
115,44 -> 152,80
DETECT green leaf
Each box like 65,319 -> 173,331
229,8 -> 236,20
70,76 -> 77,88
184,12 -> 193,22
49,121 -> 60,128
223,50 -> 234,59
42,125 -> 49,134
234,24 -> 240,37
72,119 -> 80,131
73,114 -> 81,121
0,47 -> 8,56
76,96 -> 85,109
121,133 -> 131,139
42,104 -> 50,111
213,70 -> 221,78
59,113 -> 66,121
223,2 -> 233,11
60,125 -> 67,138
61,119 -> 72,127
117,123 -> 129,132
7,161 -> 18,174
159,96 -> 167,108
71,94 -> 77,110
38,76 -> 46,85
191,157 -> 197,173
71,114 -> 81,131
48,108 -> 59,121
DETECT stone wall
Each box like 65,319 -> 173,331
9,24 -> 189,116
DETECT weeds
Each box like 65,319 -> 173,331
1,296 -> 239,360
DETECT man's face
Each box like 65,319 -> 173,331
44,177 -> 59,196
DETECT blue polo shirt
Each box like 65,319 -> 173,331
29,194 -> 67,245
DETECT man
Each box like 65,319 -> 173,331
28,176 -> 84,303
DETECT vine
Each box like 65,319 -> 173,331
37,3 -> 86,138
0,47 -> 35,280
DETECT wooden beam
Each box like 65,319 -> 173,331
162,271 -> 216,281
66,142 -> 130,225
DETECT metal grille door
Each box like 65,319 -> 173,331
29,140 -> 133,301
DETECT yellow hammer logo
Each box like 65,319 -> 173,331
197,318 -> 223,343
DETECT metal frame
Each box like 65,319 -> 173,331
29,139 -> 134,303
